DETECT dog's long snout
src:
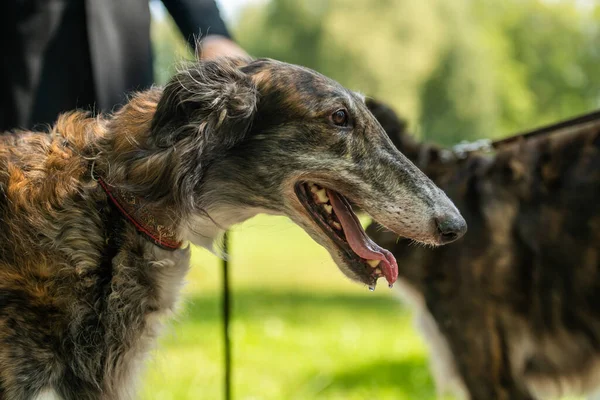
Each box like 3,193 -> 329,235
435,214 -> 467,244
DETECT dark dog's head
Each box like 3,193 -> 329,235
149,58 -> 466,287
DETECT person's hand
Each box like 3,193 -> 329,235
199,35 -> 249,60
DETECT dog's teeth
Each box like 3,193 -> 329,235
332,221 -> 342,230
368,285 -> 375,292
314,188 -> 329,203
374,267 -> 382,275
366,259 -> 380,268
323,204 -> 333,214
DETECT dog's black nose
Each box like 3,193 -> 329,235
435,215 -> 467,244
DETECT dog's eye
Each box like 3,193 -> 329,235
331,109 -> 349,127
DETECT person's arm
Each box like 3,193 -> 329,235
160,0 -> 248,59
198,34 -> 247,60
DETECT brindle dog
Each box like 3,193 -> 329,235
366,99 -> 600,400
0,58 -> 466,399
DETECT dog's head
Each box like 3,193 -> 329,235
150,58 -> 466,288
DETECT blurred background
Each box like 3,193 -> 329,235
143,0 -> 600,399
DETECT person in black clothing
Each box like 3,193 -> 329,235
0,0 -> 248,132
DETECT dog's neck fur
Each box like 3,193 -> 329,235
67,89 -> 260,254
179,206 -> 268,254
97,177 -> 183,250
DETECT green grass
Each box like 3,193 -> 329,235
140,215 -> 437,399
139,215 -> 586,400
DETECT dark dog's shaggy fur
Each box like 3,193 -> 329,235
366,99 -> 600,399
0,58 -> 465,399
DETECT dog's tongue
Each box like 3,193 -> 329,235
327,190 -> 398,285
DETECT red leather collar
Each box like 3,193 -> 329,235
97,178 -> 183,250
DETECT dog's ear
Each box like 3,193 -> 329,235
363,97 -> 427,165
151,58 -> 258,152
365,98 -> 409,150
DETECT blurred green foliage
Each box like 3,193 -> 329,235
230,0 -> 600,145
141,216 -> 440,400
152,0 -> 600,145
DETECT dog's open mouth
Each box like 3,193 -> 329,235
295,182 -> 398,288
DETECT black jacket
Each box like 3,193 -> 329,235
0,0 -> 231,131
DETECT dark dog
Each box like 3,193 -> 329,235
366,99 -> 600,400
0,58 -> 465,399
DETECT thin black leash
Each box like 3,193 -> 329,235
222,231 -> 232,400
